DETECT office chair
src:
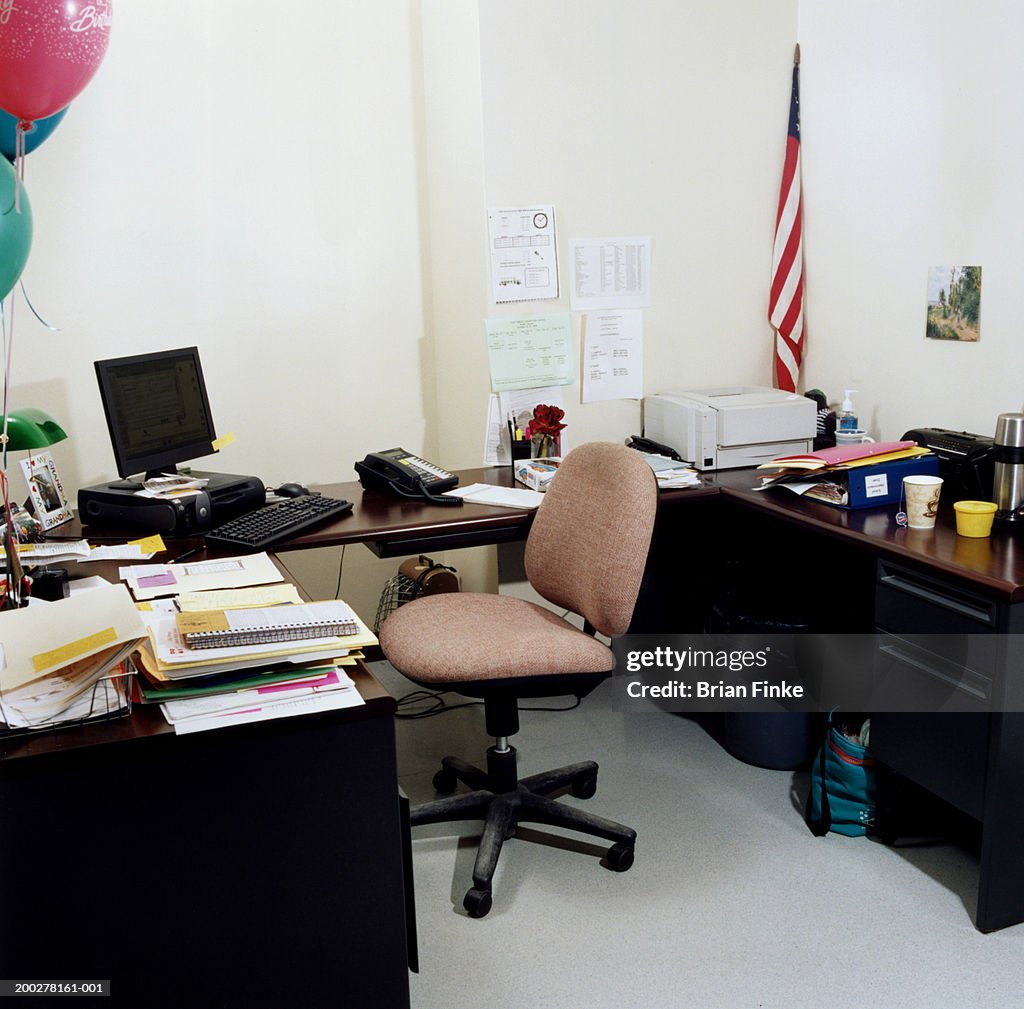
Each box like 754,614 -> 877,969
379,441 -> 658,917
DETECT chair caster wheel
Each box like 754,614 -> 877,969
571,774 -> 598,800
604,842 -> 634,872
463,887 -> 492,918
432,768 -> 458,794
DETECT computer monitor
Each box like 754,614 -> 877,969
95,346 -> 218,489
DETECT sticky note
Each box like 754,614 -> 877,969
138,571 -> 178,589
131,534 -> 167,554
33,627 -> 117,674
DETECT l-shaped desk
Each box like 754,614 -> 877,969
6,457 -> 1024,989
279,463 -> 1024,934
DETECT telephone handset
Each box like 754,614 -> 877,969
355,448 -> 463,506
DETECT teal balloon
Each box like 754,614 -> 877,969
0,157 -> 32,300
0,107 -> 68,162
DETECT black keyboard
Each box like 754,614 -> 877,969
204,493 -> 353,550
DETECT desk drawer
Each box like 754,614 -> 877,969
876,561 -> 998,634
873,631 -> 993,713
872,560 -> 995,820
871,712 -> 989,820
876,561 -> 1000,685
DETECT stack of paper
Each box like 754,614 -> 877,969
157,664 -> 364,735
755,441 -> 933,503
135,597 -> 377,683
130,589 -> 375,734
640,452 -> 701,488
0,583 -> 146,730
115,553 -> 376,733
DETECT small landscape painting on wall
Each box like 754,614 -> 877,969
926,265 -> 981,341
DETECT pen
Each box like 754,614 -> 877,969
169,547 -> 201,564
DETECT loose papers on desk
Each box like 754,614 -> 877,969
159,665 -> 364,735
640,453 -> 701,489
443,483 -> 545,510
0,535 -> 165,567
175,585 -> 303,611
134,596 -> 373,733
135,598 -> 378,681
137,473 -> 209,498
120,551 -> 283,600
756,442 -> 936,507
0,583 -> 145,729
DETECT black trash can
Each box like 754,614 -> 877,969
708,594 -> 818,771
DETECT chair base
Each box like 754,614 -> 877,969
411,745 -> 636,918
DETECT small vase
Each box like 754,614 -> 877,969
532,433 -> 561,458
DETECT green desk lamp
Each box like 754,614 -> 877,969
2,407 -> 68,451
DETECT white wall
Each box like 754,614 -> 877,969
10,2 -> 436,615
799,0 -> 1024,440
17,1 -> 1015,612
465,0 -> 800,450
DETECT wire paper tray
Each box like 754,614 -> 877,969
0,660 -> 136,738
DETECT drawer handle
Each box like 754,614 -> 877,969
878,638 -> 990,702
880,572 -> 994,625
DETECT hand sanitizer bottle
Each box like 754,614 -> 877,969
838,390 -> 859,432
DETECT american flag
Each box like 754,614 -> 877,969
769,48 -> 804,393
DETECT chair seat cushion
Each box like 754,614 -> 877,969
379,592 -> 615,684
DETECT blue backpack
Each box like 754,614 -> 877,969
806,714 -> 877,837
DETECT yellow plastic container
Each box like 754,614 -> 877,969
953,500 -> 998,538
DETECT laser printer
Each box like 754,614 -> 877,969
643,386 -> 816,471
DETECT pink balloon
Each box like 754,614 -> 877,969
0,1 -> 113,123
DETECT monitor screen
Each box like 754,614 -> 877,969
95,346 -> 217,481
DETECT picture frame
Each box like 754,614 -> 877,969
20,451 -> 73,529
926,265 -> 981,342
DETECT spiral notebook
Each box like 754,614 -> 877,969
175,600 -> 360,650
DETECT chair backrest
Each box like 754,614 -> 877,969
524,442 -> 658,637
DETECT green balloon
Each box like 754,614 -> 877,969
0,157 -> 32,301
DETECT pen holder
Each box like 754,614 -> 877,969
511,440 -> 532,463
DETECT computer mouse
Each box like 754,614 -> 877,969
276,482 -> 309,498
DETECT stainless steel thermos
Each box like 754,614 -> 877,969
993,413 -> 1024,521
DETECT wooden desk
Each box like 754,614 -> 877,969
58,463 -> 1024,931
275,467 -> 535,558
712,468 -> 1024,933
0,560 -> 413,1007
713,468 -> 1024,602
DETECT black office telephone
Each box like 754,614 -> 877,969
355,448 -> 462,506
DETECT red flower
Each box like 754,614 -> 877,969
531,404 -> 566,435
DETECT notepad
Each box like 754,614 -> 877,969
443,483 -> 545,510
175,601 -> 360,650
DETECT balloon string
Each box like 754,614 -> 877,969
0,294 -> 14,610
1,298 -> 8,473
1,294 -> 12,542
13,121 -> 27,213
18,281 -> 59,331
